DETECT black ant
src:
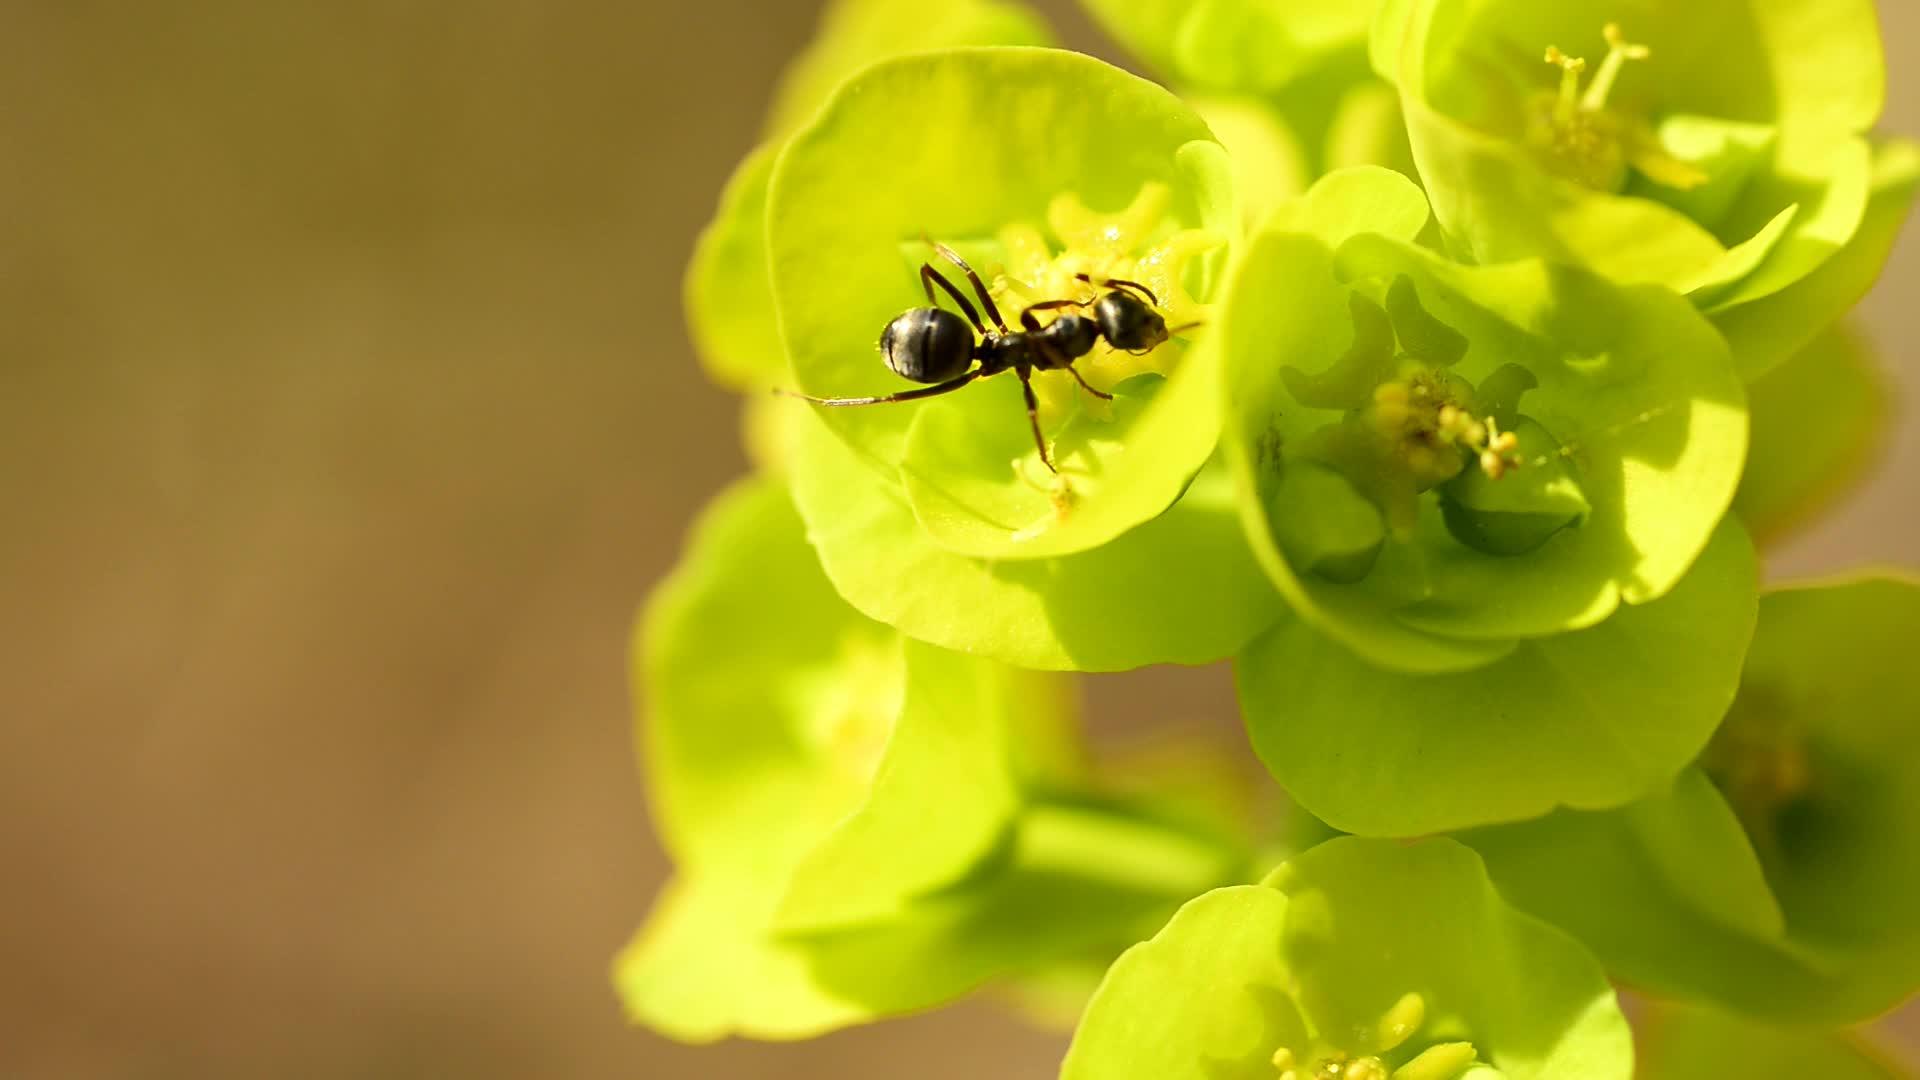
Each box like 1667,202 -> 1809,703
780,241 -> 1177,472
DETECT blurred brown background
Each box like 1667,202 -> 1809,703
0,2 -> 1913,1077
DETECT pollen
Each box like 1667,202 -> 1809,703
987,180 -> 1220,411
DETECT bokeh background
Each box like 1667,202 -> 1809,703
1,2 -> 1914,1077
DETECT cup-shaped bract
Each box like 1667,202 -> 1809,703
1463,576 -> 1920,1023
770,48 -> 1241,560
1223,169 -> 1748,667
1220,170 -> 1755,835
1373,0 -> 1919,379
1062,837 -> 1633,1080
621,477 -> 1241,1040
685,0 -> 1053,390
790,411 -> 1285,672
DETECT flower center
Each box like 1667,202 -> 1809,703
1288,278 -> 1541,536
1269,993 -> 1482,1080
1527,23 -> 1705,193
987,181 -> 1219,417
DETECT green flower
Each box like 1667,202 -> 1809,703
1373,0 -> 1919,378
684,0 -> 1052,390
772,47 -> 1238,558
1062,837 -> 1633,1080
618,476 -> 1242,1040
766,48 -> 1288,672
1462,576 -> 1920,1023
1220,169 -> 1755,834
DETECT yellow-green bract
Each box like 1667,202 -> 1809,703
1371,0 -> 1918,379
1462,576 -> 1920,1023
1221,169 -> 1756,836
620,477 -> 1244,1041
1062,837 -> 1633,1080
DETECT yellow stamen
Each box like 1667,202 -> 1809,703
1375,992 -> 1427,1052
1544,46 -> 1587,128
1584,23 -> 1650,113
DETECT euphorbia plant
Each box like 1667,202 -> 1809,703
627,0 -> 1919,1073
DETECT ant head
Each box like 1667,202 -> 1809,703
1093,290 -> 1168,352
881,307 -> 975,383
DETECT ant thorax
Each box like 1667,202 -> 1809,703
984,181 -> 1220,421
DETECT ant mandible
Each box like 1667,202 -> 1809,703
781,241 -> 1173,473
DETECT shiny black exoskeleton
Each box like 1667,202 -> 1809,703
785,241 -> 1174,473
1090,286 -> 1170,352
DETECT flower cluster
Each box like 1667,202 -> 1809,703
627,0 -> 1917,1074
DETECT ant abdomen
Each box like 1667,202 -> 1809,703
881,306 -> 975,383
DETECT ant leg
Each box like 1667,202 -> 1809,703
928,239 -> 1010,331
1020,298 -> 1087,319
920,264 -> 987,335
1015,366 -> 1056,473
1074,273 -> 1159,307
776,371 -> 979,407
1064,363 -> 1114,401
1019,310 -> 1114,403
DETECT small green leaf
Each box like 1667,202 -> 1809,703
1733,325 -> 1888,545
1061,838 -> 1632,1080
790,410 -> 1285,672
1239,519 -> 1758,836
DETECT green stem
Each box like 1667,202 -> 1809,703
1015,800 -> 1240,900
